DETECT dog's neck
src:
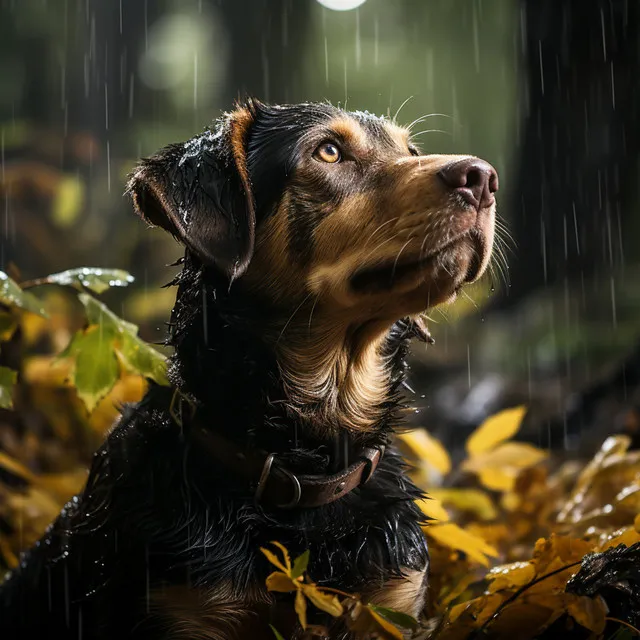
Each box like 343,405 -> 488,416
166,257 -> 416,453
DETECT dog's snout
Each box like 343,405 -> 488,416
438,158 -> 499,210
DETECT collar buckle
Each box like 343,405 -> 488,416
360,444 -> 386,485
255,453 -> 302,509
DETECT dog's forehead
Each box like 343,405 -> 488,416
247,102 -> 409,150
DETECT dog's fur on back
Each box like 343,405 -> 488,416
0,100 -> 497,639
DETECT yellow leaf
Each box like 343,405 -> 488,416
567,594 -> 607,634
417,497 -> 450,522
486,561 -> 536,593
464,442 -> 547,473
430,488 -> 498,521
301,584 -> 343,617
465,406 -> 527,456
397,429 -> 451,475
447,593 -> 504,627
598,525 -> 640,551
367,607 -> 405,640
269,541 -> 292,572
265,571 -> 297,593
52,174 -> 84,227
295,589 -> 307,630
260,547 -> 289,574
425,523 -> 499,566
349,602 -> 404,640
478,467 -> 519,492
0,451 -> 36,484
440,573 -> 479,608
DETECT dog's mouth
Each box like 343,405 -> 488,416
350,229 -> 487,294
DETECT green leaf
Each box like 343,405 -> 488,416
291,550 -> 310,580
116,333 -> 169,386
269,625 -> 286,640
77,293 -> 168,385
78,293 -> 139,334
66,325 -> 120,412
59,292 -> 169,410
0,272 -> 47,317
45,268 -> 134,294
368,605 -> 419,630
0,366 -> 17,409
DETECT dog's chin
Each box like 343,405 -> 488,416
350,230 -> 490,300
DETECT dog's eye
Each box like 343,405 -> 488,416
314,142 -> 342,163
408,145 -> 420,157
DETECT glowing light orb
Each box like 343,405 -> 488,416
316,0 -> 368,11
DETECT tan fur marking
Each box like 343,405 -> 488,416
386,122 -> 412,151
326,117 -> 369,150
149,583 -> 273,640
366,568 -> 428,620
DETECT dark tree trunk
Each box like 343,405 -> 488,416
496,0 -> 640,308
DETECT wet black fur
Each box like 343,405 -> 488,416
0,102 -> 429,639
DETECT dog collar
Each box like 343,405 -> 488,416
169,389 -> 385,509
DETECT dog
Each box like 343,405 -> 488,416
0,100 -> 497,639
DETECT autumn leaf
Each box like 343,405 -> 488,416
266,571 -> 298,592
346,600 -> 405,640
461,407 -> 547,493
295,590 -> 307,629
426,522 -> 499,567
301,584 -> 343,618
430,488 -> 498,521
261,544 -> 291,574
417,496 -> 450,522
397,429 -> 451,475
465,405 -> 527,456
261,542 -> 343,629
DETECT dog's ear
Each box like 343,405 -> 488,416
127,106 -> 256,280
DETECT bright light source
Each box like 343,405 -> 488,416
316,0 -> 368,11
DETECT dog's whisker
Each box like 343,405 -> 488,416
392,96 -> 414,123
363,216 -> 402,249
390,238 -> 414,281
406,113 -> 452,131
412,129 -> 452,138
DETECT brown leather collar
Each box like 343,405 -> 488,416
169,390 -> 385,509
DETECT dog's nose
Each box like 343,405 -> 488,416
438,158 -> 499,210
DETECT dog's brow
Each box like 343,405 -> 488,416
325,117 -> 368,148
387,124 -> 411,149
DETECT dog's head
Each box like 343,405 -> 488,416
128,100 -> 497,325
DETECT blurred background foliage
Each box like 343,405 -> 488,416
0,0 -> 639,449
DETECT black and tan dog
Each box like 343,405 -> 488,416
0,100 -> 497,638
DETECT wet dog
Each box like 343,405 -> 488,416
0,100 -> 497,639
